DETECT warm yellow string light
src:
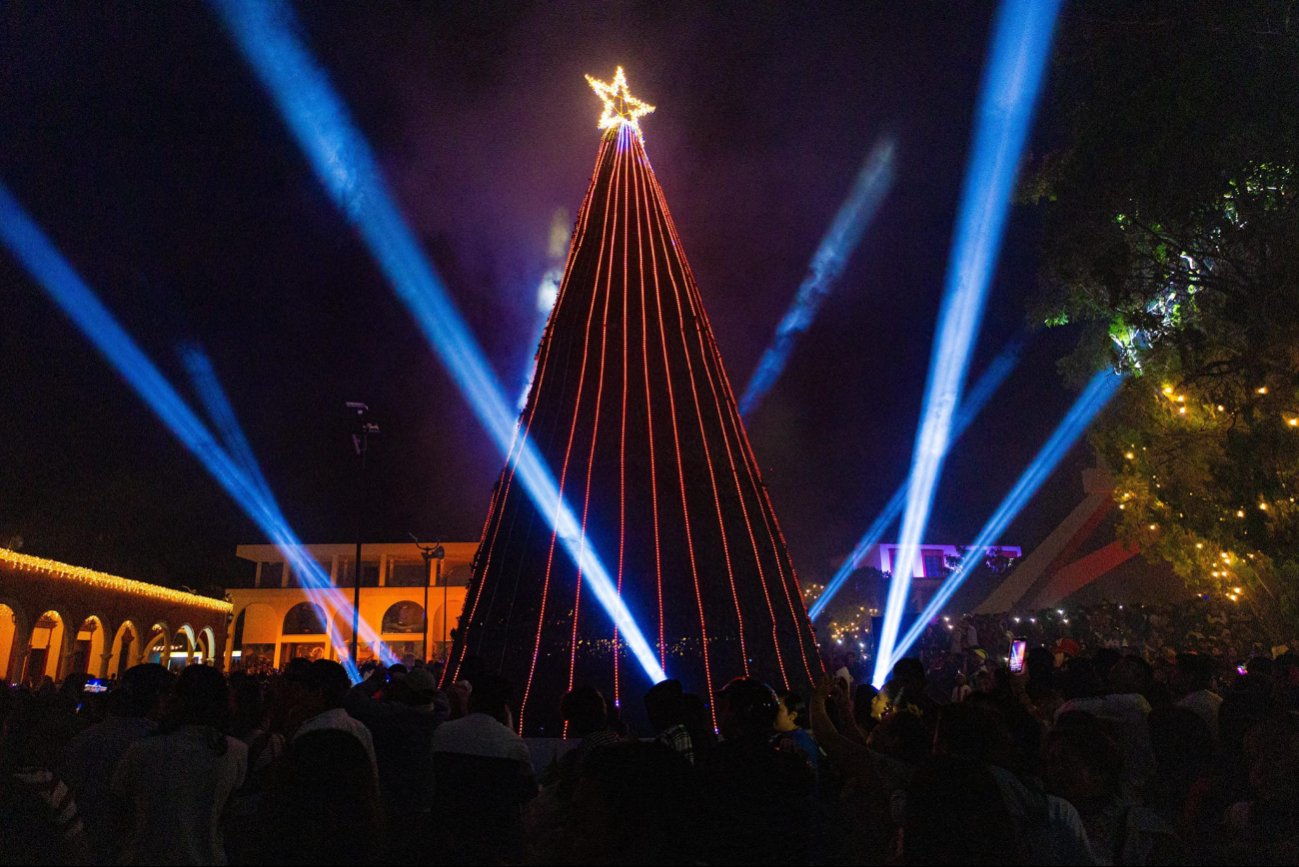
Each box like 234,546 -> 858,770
585,66 -> 655,140
0,548 -> 232,613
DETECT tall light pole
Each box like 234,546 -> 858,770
411,534 -> 444,663
347,402 -> 378,666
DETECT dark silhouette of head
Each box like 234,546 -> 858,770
891,657 -> 926,690
644,678 -> 686,733
904,756 -> 1025,865
715,677 -> 779,740
1048,711 -> 1123,803
258,729 -> 383,865
561,686 -> 608,737
159,664 -> 231,742
111,663 -> 174,719
468,673 -> 513,724
1171,653 -> 1214,695
303,660 -> 351,712
935,701 -> 1007,765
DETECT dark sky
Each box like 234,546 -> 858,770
0,2 -> 1092,594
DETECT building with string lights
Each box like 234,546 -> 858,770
0,548 -> 232,685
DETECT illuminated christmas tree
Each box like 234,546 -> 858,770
446,69 -> 822,734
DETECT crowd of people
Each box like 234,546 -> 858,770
2,630 -> 1297,865
906,600 -> 1285,674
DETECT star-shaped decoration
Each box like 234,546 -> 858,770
585,66 -> 655,140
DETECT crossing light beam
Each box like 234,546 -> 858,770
0,182 -> 386,679
808,337 -> 1023,621
211,0 -> 667,684
875,0 -> 1063,688
888,369 -> 1124,669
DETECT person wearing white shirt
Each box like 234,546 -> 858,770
429,674 -> 536,863
1171,653 -> 1223,740
112,666 -> 247,866
292,660 -> 378,772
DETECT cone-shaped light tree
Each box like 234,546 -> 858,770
445,69 -> 822,734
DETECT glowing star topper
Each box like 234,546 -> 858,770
585,66 -> 655,139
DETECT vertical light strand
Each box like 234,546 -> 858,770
614,122 -> 633,708
640,137 -> 750,677
565,125 -> 625,708
677,241 -> 789,690
517,128 -> 624,732
636,140 -> 717,727
445,135 -> 612,687
646,156 -> 820,681
631,142 -> 666,672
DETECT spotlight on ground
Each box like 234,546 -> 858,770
808,337 -> 1022,621
212,0 -> 667,684
887,369 -> 1124,671
0,182 -> 382,678
875,0 -> 1063,688
739,136 -> 896,418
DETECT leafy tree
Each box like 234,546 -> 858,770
1026,2 -> 1299,638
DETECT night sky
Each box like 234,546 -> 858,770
0,3 -> 1091,595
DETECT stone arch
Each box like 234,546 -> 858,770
108,621 -> 139,677
232,603 -> 278,672
381,599 -> 426,666
142,623 -> 170,665
200,627 -> 217,665
170,625 -> 196,671
25,609 -> 68,683
381,600 -> 425,634
0,601 -> 22,684
73,615 -> 107,676
282,602 -> 327,636
280,602 -> 329,666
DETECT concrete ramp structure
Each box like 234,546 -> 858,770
976,467 -> 1138,613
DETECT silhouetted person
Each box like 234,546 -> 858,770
697,677 -> 817,865
644,679 -> 693,764
556,686 -> 617,798
904,755 -> 1026,865
429,674 -> 536,864
62,663 -> 172,863
254,729 -> 383,866
561,741 -> 698,864
1170,653 -> 1221,740
0,701 -> 90,865
292,659 -> 376,772
112,664 -> 247,865
345,665 -> 445,820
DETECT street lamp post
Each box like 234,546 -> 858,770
411,534 -> 444,663
346,402 -> 379,666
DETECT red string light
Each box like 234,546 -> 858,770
518,125 -> 626,732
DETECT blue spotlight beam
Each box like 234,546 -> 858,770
739,136 -> 896,418
181,345 -> 275,504
875,0 -> 1063,688
808,337 -> 1023,621
211,0 -> 667,684
887,370 -> 1124,670
0,182 -> 383,679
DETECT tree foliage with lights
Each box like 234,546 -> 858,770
1025,2 -> 1299,637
